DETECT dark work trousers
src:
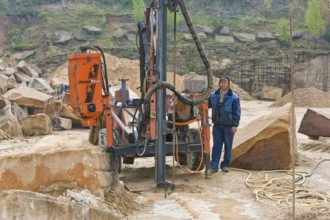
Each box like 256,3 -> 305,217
211,124 -> 235,170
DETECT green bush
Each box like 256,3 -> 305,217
12,41 -> 35,51
276,18 -> 289,46
305,0 -> 324,36
0,0 -> 9,12
132,0 -> 145,21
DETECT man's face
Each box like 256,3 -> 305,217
220,80 -> 229,89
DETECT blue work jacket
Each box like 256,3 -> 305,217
208,88 -> 241,127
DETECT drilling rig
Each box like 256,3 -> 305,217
67,0 -> 213,188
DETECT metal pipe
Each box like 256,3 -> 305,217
155,0 -> 167,185
144,0 -> 213,105
120,79 -> 127,107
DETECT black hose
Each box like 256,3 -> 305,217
295,159 -> 330,183
92,46 -> 110,95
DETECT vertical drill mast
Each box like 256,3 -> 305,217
155,0 -> 167,186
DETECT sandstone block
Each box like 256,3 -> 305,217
261,85 -> 283,100
17,60 -> 39,78
0,190 -> 119,220
21,113 -> 53,136
231,104 -> 294,170
28,77 -> 54,94
0,131 -> 119,196
298,109 -> 330,139
14,71 -> 32,83
55,116 -> 72,130
2,87 -> 53,108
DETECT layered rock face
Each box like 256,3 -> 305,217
231,104 -> 295,170
0,190 -> 120,220
0,131 -> 119,197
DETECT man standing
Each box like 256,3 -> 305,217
208,75 -> 241,173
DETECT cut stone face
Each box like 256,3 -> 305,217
231,104 -> 294,170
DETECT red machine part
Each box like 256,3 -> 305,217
68,53 -> 104,127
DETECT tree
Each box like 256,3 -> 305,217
276,18 -> 289,46
305,0 -> 324,36
0,0 -> 9,12
324,22 -> 330,41
320,0 -> 330,24
263,0 -> 272,17
132,0 -> 145,22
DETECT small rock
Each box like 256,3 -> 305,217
233,32 -> 256,42
83,26 -> 102,35
219,26 -> 230,35
55,117 -> 72,130
4,67 -> 16,76
13,50 -> 36,60
14,71 -> 32,84
215,35 -> 235,43
17,60 -> 39,78
112,28 -> 127,39
28,77 -> 54,94
53,31 -> 73,45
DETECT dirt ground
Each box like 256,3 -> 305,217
1,99 -> 330,219
119,100 -> 330,220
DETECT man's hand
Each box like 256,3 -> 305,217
231,126 -> 237,133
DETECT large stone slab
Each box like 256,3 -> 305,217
2,87 -> 53,108
0,190 -> 119,220
298,109 -> 330,139
231,104 -> 294,170
0,131 -> 119,197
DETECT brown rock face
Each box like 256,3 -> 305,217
231,131 -> 292,169
231,104 -> 294,170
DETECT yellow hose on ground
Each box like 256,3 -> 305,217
231,166 -> 330,208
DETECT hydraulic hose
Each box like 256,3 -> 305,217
144,0 -> 213,105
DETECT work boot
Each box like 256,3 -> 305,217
211,169 -> 219,174
221,167 -> 229,172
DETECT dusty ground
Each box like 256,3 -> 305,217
119,100 -> 330,220
1,98 -> 330,219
